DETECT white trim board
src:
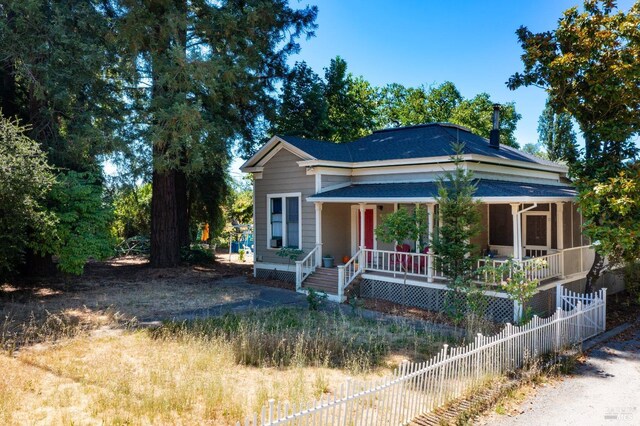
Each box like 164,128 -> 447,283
350,205 -> 378,254
307,196 -> 576,204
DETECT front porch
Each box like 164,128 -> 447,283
295,199 -> 594,321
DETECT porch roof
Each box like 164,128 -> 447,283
308,179 -> 577,203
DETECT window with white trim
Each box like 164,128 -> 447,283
268,193 -> 301,249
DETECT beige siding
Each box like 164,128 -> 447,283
254,148 -> 316,264
353,172 -> 439,184
471,204 -> 489,254
376,204 -> 396,251
321,203 -> 351,260
321,174 -> 351,190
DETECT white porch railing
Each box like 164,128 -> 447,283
236,287 -> 606,425
337,248 -> 363,300
361,248 -> 444,281
295,245 -> 320,291
479,245 -> 594,284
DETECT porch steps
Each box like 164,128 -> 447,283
302,267 -> 339,295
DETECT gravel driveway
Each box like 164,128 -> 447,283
477,324 -> 640,426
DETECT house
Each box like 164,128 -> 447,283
241,108 -> 595,322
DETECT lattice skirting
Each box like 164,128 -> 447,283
360,280 -> 514,323
255,268 -> 296,283
529,286 -> 556,318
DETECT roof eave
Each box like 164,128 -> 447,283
307,196 -> 576,203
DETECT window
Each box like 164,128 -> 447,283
267,193 -> 301,249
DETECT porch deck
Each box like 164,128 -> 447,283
296,245 -> 595,301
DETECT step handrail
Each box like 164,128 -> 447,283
295,245 -> 320,291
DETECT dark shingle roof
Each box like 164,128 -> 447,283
309,180 -> 577,200
279,123 -> 560,167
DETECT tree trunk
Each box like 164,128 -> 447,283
150,168 -> 180,267
175,168 -> 190,249
584,251 -> 605,293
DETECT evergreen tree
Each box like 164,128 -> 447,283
273,62 -> 329,139
324,56 -> 377,142
537,100 -> 578,162
0,0 -> 126,274
115,0 -> 317,267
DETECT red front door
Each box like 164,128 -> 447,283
357,209 -> 374,250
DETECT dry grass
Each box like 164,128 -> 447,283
1,329 -> 387,425
0,307 -> 457,425
0,257 -> 460,425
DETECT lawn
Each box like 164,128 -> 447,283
0,257 -> 460,425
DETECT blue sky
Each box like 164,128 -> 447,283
230,0 -> 635,177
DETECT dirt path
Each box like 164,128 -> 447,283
477,324 -> 640,426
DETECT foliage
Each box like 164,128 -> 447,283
274,61 -> 330,139
306,288 -> 328,311
277,247 -> 304,269
522,143 -> 549,159
110,183 -> 152,241
623,261 -> 640,305
537,99 -> 578,163
48,172 -> 114,275
324,57 -> 378,142
375,207 -> 428,247
114,0 -> 317,266
180,245 -> 214,265
578,165 -> 640,268
114,236 -> 150,257
0,115 -> 56,274
273,56 -> 377,142
377,82 -> 521,147
0,0 -> 127,172
509,0 -> 640,290
450,95 -> 521,148
432,143 -> 482,284
479,259 -> 545,324
238,249 -> 246,262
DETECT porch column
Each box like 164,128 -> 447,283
511,203 -> 521,260
359,203 -> 366,249
315,202 -> 323,267
556,202 -> 565,277
414,203 -> 420,253
427,203 -> 435,282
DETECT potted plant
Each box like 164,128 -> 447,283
322,254 -> 334,268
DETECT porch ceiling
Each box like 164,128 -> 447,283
308,179 -> 577,203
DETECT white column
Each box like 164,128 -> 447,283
359,203 -> 366,249
415,203 -> 420,253
557,202 -> 565,277
315,202 -> 323,267
427,204 -> 435,282
511,203 -> 520,260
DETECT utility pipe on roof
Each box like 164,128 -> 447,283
514,203 -> 538,260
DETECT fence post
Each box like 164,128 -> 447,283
577,301 -> 583,342
295,261 -> 303,291
359,245 -> 365,269
556,284 -> 563,309
337,265 -> 345,301
513,300 -> 522,324
427,254 -> 433,282
601,287 -> 607,332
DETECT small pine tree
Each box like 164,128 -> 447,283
431,142 -> 483,320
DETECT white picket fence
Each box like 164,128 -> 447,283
236,287 -> 606,426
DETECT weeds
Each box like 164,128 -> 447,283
151,307 -> 458,373
306,287 -> 328,310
